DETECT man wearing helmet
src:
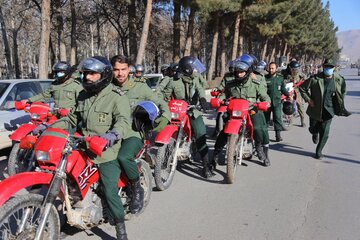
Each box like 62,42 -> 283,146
300,58 -> 351,159
25,61 -> 83,110
162,56 -> 215,178
134,64 -> 145,80
156,63 -> 178,100
52,56 -> 132,240
213,56 -> 272,167
284,60 -> 307,127
111,55 -> 170,211
265,62 -> 291,142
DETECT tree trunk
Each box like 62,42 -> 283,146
207,13 -> 219,81
38,0 -> 51,79
238,35 -> 243,56
128,0 -> 137,63
261,38 -> 268,61
173,0 -> 181,62
12,27 -> 20,78
70,0 -> 77,65
184,5 -> 196,56
0,6 -> 14,78
282,42 -> 288,57
136,0 -> 152,64
55,0 -> 66,61
231,12 -> 240,60
220,19 -> 226,77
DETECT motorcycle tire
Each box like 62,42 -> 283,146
0,194 -> 60,240
225,134 -> 240,184
7,143 -> 36,177
154,137 -> 177,191
139,160 -> 152,212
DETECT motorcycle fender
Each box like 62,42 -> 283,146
9,124 -> 37,141
0,172 -> 53,205
155,125 -> 179,144
224,119 -> 242,135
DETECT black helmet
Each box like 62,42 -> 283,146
161,64 -> 170,72
132,101 -> 159,132
256,60 -> 267,73
129,65 -> 136,74
78,56 -> 113,93
178,56 -> 196,76
52,61 -> 71,83
289,60 -> 301,70
323,58 -> 336,68
283,101 -> 295,115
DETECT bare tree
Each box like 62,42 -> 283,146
38,0 -> 51,79
70,0 -> 77,65
0,6 -> 14,78
183,5 -> 196,56
136,0 -> 152,64
207,12 -> 219,81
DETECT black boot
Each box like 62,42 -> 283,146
212,149 -> 221,166
129,177 -> 144,214
255,144 -> 266,162
275,131 -> 283,142
263,145 -> 270,167
202,154 -> 215,179
115,222 -> 128,240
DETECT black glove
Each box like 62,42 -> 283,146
100,131 -> 120,148
32,124 -> 48,135
199,97 -> 209,112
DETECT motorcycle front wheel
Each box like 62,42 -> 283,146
0,194 -> 60,240
225,134 -> 240,184
7,143 -> 36,176
154,137 -> 177,191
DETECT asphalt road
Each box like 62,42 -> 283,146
1,68 -> 359,240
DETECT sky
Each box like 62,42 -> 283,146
323,0 -> 360,32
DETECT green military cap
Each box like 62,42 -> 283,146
323,58 -> 336,67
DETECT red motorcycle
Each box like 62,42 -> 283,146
210,89 -> 227,137
211,97 -> 269,184
7,101 -> 69,176
154,99 -> 197,191
0,127 -> 152,239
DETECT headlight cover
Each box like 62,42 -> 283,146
232,110 -> 242,117
171,112 -> 180,119
31,113 -> 41,120
36,150 -> 49,161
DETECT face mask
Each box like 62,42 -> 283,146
56,72 -> 65,78
323,67 -> 334,77
80,73 -> 84,81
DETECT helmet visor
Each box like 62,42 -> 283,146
78,57 -> 107,73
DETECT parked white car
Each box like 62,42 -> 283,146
0,79 -> 53,149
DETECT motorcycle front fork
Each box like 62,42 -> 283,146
34,155 -> 68,240
170,127 -> 184,173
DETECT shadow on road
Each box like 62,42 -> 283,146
61,225 -> 116,240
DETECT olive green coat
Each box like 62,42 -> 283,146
220,76 -> 271,105
163,75 -> 206,118
299,72 -> 344,121
156,76 -> 172,100
217,72 -> 235,92
29,76 -> 83,110
265,73 -> 289,105
115,76 -> 171,138
53,83 -> 131,164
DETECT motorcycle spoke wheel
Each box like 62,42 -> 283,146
0,194 -> 60,240
8,143 -> 35,176
154,137 -> 177,191
139,160 -> 152,212
225,134 -> 239,184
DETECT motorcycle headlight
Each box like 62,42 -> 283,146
36,150 -> 49,161
232,110 -> 242,117
31,113 -> 41,120
171,112 -> 179,119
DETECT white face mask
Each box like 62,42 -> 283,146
323,67 -> 334,77
56,72 -> 66,78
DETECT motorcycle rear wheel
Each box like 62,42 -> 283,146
0,194 -> 60,240
225,134 -> 240,184
7,143 -> 36,177
154,137 -> 177,191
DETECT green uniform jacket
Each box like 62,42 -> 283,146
265,73 -> 289,106
116,76 -> 171,139
29,76 -> 83,110
53,83 -> 131,164
299,72 -> 344,121
220,76 -> 271,105
156,76 -> 172,100
217,72 -> 235,92
163,75 -> 205,118
194,72 -> 208,89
